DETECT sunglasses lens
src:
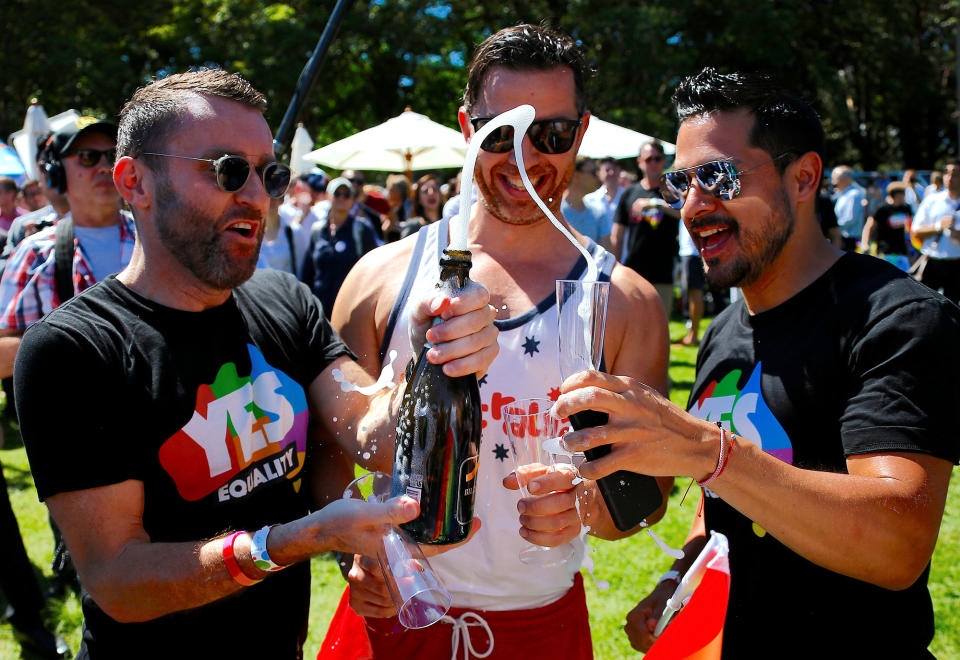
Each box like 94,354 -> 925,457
77,150 -> 98,167
216,156 -> 251,192
75,149 -> 114,167
263,162 -> 291,199
698,161 -> 737,199
660,172 -> 687,208
529,121 -> 578,154
479,125 -> 515,153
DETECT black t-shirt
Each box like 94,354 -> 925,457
16,269 -> 353,658
872,202 -> 913,255
690,253 -> 960,658
614,182 -> 679,283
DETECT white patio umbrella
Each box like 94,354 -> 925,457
578,115 -> 675,160
304,108 -> 466,182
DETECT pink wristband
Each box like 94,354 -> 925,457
698,423 -> 733,488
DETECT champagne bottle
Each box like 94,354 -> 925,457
390,249 -> 482,544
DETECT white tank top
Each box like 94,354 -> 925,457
380,218 -> 615,610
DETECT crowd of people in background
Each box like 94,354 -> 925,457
242,143 -> 958,347
0,21 -> 957,659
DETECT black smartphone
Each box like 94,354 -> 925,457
569,409 -> 663,531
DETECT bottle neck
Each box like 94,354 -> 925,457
438,248 -> 472,291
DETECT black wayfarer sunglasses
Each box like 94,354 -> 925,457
142,153 -> 291,199
469,117 -> 583,155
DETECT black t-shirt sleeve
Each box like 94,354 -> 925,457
614,187 -> 633,227
841,298 -> 960,463
15,321 -> 136,500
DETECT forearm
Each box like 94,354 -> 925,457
0,332 -> 23,380
311,358 -> 402,473
79,522 -> 331,623
912,224 -> 940,241
707,438 -> 950,589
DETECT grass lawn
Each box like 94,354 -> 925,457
1,317 -> 958,658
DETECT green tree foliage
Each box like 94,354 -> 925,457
2,0 -> 957,170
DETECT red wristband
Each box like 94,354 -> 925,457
222,531 -> 261,587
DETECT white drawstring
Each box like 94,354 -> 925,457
440,611 -> 494,660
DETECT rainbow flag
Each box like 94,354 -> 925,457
646,532 -> 730,660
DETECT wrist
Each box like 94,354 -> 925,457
657,569 -> 681,586
261,520 -> 317,567
691,420 -> 722,481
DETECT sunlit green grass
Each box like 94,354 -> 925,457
2,318 -> 957,658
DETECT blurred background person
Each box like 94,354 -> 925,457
910,160 -> 960,303
583,156 -> 623,228
902,169 -> 924,213
299,176 -> 381,316
611,139 -> 681,317
562,156 -> 612,250
257,199 -> 310,276
831,165 -> 866,251
381,173 -> 410,241
862,181 -> 912,270
16,180 -> 45,212
396,173 -> 442,238
924,171 -> 943,199
0,178 -> 26,235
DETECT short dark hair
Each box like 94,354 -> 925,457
464,24 -> 589,116
598,157 -> 620,168
640,140 -> 666,156
0,177 -> 18,195
672,68 -> 824,174
117,69 -> 267,166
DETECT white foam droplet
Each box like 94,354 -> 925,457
643,525 -> 685,560
362,451 -> 371,460
542,436 -> 575,458
329,350 -> 399,396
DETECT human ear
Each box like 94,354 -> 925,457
790,151 -> 822,203
113,156 -> 150,211
458,107 -> 472,143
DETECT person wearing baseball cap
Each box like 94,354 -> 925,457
0,114 -> 135,378
300,175 -> 381,316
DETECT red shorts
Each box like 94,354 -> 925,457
319,573 -> 593,660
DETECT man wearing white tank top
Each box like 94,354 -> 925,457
323,24 -> 670,659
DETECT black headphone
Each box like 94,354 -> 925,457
39,141 -> 66,195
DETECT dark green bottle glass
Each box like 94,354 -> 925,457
390,249 -> 482,544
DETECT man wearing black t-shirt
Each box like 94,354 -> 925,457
13,70 -> 498,659
557,68 -> 960,658
610,140 -> 681,315
862,181 -> 912,257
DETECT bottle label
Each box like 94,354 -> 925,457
405,485 -> 422,503
456,455 -> 480,524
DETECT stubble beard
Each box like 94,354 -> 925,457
154,177 -> 264,291
474,161 -> 573,226
701,185 -> 796,290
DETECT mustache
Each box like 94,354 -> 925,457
687,213 -> 739,233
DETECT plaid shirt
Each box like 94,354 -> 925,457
0,212 -> 136,330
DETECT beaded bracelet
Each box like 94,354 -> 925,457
698,422 -> 735,487
222,531 -> 262,587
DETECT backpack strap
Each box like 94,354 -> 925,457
284,223 -> 297,274
54,217 -> 75,303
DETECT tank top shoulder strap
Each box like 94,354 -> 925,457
377,219 -> 446,364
